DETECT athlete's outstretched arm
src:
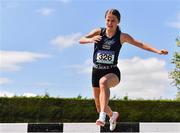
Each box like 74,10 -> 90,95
121,33 -> 168,55
79,28 -> 102,44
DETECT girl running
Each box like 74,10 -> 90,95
79,9 -> 168,131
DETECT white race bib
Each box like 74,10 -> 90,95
96,50 -> 115,64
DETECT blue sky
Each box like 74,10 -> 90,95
0,0 -> 179,99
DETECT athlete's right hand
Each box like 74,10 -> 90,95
90,35 -> 102,43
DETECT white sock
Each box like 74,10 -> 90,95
99,112 -> 106,121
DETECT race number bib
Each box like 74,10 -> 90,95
96,50 -> 115,64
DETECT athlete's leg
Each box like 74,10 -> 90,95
93,87 -> 113,117
93,87 -> 101,113
99,73 -> 119,114
95,73 -> 120,126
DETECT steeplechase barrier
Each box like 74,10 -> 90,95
0,122 -> 180,132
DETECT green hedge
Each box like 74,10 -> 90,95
0,97 -> 180,122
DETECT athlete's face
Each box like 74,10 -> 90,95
105,13 -> 119,31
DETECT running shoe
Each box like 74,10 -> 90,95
109,111 -> 119,131
96,112 -> 106,126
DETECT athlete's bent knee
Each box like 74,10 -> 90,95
99,77 -> 108,87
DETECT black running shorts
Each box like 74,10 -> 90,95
92,67 -> 121,87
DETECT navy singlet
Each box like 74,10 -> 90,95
93,27 -> 122,66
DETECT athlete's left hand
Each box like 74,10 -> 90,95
158,49 -> 168,55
